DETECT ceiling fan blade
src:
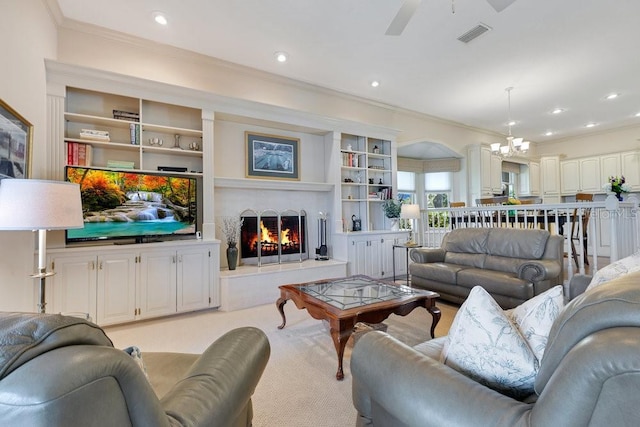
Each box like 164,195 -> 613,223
486,0 -> 517,12
385,0 -> 422,36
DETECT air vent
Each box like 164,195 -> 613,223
457,23 -> 492,43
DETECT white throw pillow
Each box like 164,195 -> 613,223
586,250 -> 640,292
441,286 -> 538,399
123,345 -> 148,378
506,285 -> 564,362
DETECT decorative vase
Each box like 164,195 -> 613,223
390,218 -> 400,231
615,192 -> 623,201
226,243 -> 238,270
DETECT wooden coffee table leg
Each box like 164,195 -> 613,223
427,305 -> 441,339
276,297 -> 288,330
329,319 -> 355,380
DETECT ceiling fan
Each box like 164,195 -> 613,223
385,0 -> 517,36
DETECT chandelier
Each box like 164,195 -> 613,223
491,87 -> 530,157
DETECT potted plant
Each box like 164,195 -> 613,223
220,216 -> 243,270
603,176 -> 631,201
382,198 -> 403,230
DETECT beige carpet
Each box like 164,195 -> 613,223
106,300 -> 458,427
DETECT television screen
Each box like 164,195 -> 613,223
65,166 -> 197,243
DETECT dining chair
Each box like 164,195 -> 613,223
570,193 -> 594,267
450,201 -> 466,207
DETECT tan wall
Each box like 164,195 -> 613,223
0,0 -> 58,311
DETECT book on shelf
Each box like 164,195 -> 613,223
107,160 -> 135,169
80,129 -> 110,142
342,152 -> 359,167
113,109 -> 140,122
129,123 -> 140,145
66,141 -> 93,166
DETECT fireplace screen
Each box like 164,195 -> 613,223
240,210 -> 307,265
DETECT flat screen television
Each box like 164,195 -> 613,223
65,166 -> 198,244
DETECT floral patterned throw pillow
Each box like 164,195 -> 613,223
506,285 -> 564,362
441,286 -> 538,399
586,250 -> 640,292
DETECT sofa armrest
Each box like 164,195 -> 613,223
161,327 -> 270,427
351,331 -> 531,427
568,274 -> 592,300
517,260 -> 561,283
410,247 -> 445,264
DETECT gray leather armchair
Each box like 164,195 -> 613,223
0,312 -> 270,427
351,271 -> 640,426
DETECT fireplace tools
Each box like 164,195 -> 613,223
315,212 -> 329,261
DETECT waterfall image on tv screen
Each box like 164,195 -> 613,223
65,167 -> 197,243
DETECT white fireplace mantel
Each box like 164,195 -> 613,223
214,177 -> 333,192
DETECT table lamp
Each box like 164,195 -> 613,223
0,179 -> 84,313
400,204 -> 420,245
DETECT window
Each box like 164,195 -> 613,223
425,172 -> 451,208
425,172 -> 452,228
397,171 -> 415,203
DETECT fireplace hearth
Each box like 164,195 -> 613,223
240,209 -> 307,266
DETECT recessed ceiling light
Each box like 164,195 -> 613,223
635,112 -> 640,117
507,120 -> 516,127
275,52 -> 288,63
551,108 -> 564,114
585,122 -> 597,128
370,80 -> 380,88
153,12 -> 168,26
606,93 -> 619,100
544,131 -> 554,136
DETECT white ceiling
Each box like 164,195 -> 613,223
53,0 -> 640,154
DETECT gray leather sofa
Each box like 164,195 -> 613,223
410,227 -> 563,308
0,312 -> 270,426
351,271 -> 640,426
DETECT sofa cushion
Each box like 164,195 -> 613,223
456,268 -> 534,301
444,252 -> 486,268
441,286 -> 538,399
486,228 -> 550,259
506,285 -> 564,362
586,250 -> 640,292
442,228 -> 490,254
410,262 -> 468,284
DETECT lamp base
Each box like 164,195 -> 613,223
30,269 -> 56,314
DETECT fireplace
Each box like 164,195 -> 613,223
240,209 -> 307,266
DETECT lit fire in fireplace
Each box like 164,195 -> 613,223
241,215 -> 305,258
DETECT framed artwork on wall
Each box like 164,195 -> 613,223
0,98 -> 32,180
245,131 -> 300,180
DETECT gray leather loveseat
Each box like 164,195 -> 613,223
0,312 -> 270,426
410,227 -> 563,308
351,271 -> 640,426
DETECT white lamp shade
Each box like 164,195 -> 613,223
490,143 -> 502,152
400,204 -> 420,219
0,179 -> 84,230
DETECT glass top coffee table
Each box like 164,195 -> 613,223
276,275 -> 440,380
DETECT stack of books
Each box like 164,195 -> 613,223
113,109 -> 140,122
130,123 -> 140,145
66,142 -> 93,166
107,160 -> 135,169
79,129 -> 110,142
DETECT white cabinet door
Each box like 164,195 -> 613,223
96,253 -> 137,326
177,246 -> 212,312
138,249 -> 177,320
480,146 -> 492,195
579,157 -> 601,192
600,153 -> 621,188
348,236 -> 382,278
541,156 -> 560,199
48,254 -> 97,321
490,154 -> 503,194
621,151 -> 640,191
560,160 -> 580,195
530,162 -> 541,195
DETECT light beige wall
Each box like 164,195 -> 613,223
0,0 -> 58,311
